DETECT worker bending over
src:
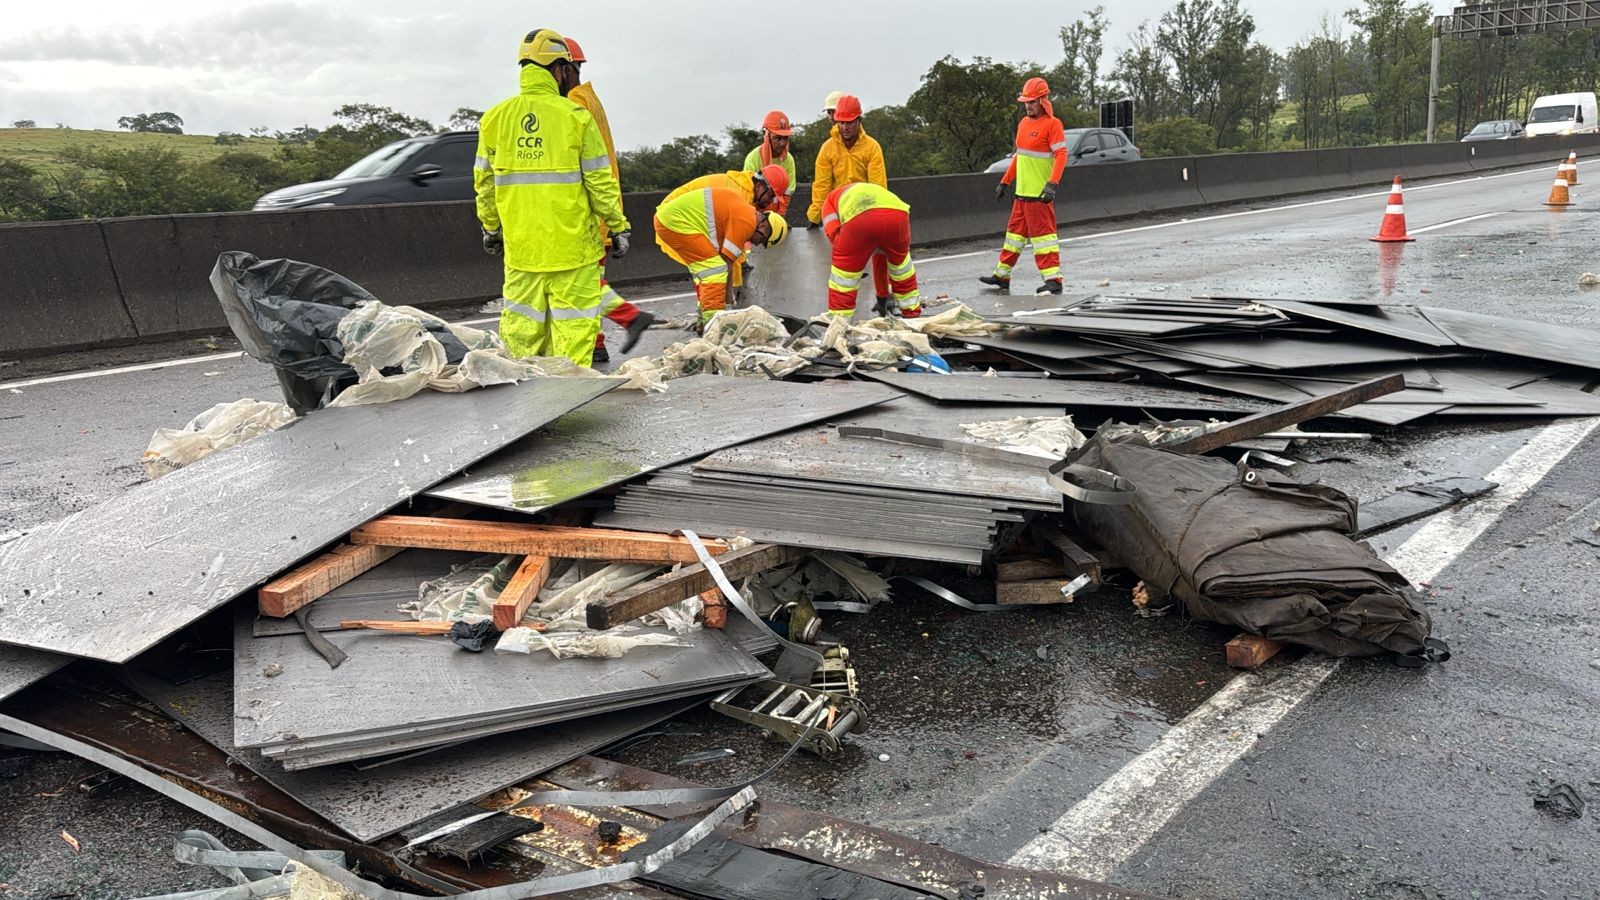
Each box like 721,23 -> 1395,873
476,28 -> 627,367
654,187 -> 788,328
742,111 -> 797,215
980,77 -> 1067,295
563,36 -> 655,363
807,95 -> 891,311
820,183 -> 920,320
664,166 -> 788,299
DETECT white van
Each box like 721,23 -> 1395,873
1524,92 -> 1600,136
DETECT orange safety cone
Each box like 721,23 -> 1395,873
1545,165 -> 1575,207
1369,175 -> 1414,242
1558,156 -> 1575,185
1566,151 -> 1581,185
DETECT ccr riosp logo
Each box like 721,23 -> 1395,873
521,113 -> 540,134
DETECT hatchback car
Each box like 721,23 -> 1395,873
985,127 -> 1141,172
254,131 -> 478,210
1460,119 -> 1524,141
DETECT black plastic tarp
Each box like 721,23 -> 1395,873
1067,434 -> 1444,662
209,251 -> 471,412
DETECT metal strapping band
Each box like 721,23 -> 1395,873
580,155 -> 611,172
0,713 -> 752,900
1046,459 -> 1138,505
1015,148 -> 1053,158
893,575 -> 1025,612
494,170 -> 582,185
677,530 -> 825,680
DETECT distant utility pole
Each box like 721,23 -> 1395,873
1429,1 -> 1600,142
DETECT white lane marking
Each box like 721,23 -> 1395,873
1406,212 -> 1499,234
0,351 -> 247,391
457,290 -> 698,326
1008,413 -> 1600,882
920,162 -> 1555,265
4,163 -> 1555,391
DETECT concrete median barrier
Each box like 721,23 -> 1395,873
1399,142 -> 1471,180
1345,144 -> 1406,188
1068,155 -> 1205,218
1194,152 -> 1324,205
0,221 -> 137,357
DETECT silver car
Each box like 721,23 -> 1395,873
984,127 -> 1141,172
1461,119 -> 1524,141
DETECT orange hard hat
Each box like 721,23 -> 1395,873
758,164 -> 789,200
563,36 -> 586,64
761,110 -> 793,136
833,94 -> 862,122
1018,77 -> 1049,102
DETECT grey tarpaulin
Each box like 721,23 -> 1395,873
1066,434 -> 1446,661
209,252 -> 473,412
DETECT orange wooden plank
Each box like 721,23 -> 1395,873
1225,633 -> 1285,669
700,588 -> 726,629
493,555 -> 552,630
348,516 -> 730,564
258,543 -> 402,618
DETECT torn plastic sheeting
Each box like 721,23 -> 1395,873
615,307 -> 809,391
961,415 -> 1086,457
142,399 -> 298,479
401,555 -> 513,623
1067,433 -> 1445,661
748,552 -> 891,616
0,711 -> 756,900
495,627 -> 690,659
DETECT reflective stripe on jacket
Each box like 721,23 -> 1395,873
807,123 -> 887,223
1000,112 -> 1068,199
475,65 -> 628,272
820,183 -> 910,242
653,187 -> 760,266
665,171 -> 759,207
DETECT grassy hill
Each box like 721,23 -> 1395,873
0,128 -> 279,176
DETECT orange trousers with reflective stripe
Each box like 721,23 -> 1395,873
654,222 -> 729,318
828,207 -> 915,316
995,198 -> 1060,279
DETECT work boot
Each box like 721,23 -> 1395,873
592,337 -> 609,364
1035,279 -> 1064,295
873,296 -> 892,318
620,310 -> 656,353
978,274 -> 1010,291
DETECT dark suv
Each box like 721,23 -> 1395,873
253,131 -> 478,211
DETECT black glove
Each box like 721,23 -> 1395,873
994,182 -> 1008,202
1040,181 -> 1058,203
481,229 -> 502,256
806,220 -> 821,230
610,230 -> 631,259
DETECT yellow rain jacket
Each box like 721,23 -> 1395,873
807,122 -> 887,224
474,65 -> 627,272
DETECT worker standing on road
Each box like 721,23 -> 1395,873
807,95 -> 890,309
742,111 -> 797,215
654,187 -> 788,329
820,182 -> 920,320
563,36 -> 656,364
663,166 -> 790,303
980,77 -> 1067,295
475,29 -> 628,367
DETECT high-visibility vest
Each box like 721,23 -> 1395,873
654,187 -> 759,263
474,65 -> 627,272
1005,113 -> 1068,199
567,81 -> 621,241
665,171 -> 758,207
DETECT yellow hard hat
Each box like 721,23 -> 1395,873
517,28 -> 572,67
764,211 -> 789,248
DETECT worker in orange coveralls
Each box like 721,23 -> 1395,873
564,35 -> 656,362
979,76 -> 1068,295
819,182 -> 920,320
807,94 -> 892,310
654,186 -> 788,329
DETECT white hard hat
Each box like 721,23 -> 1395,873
823,90 -> 845,112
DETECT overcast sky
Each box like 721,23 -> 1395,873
0,1 -> 1459,150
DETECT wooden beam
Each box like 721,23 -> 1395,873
996,558 -> 1066,583
700,588 -> 726,629
492,555 -> 551,630
586,544 -> 807,630
258,543 -> 402,618
338,620 -> 455,635
1225,633 -> 1285,669
1031,523 -> 1104,582
348,516 -> 731,564
996,578 -> 1079,605
1165,374 -> 1405,456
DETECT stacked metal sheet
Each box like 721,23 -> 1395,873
598,405 -> 1065,564
959,294 -> 1600,424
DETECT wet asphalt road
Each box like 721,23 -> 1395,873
2,160 -> 1598,898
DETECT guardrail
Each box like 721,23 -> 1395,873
5,134 -> 1600,358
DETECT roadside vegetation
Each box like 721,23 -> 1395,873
3,0 -> 1598,222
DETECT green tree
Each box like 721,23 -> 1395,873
1137,116 -> 1217,156
1111,21 -> 1172,121
10,119 -> 35,128
214,131 -> 245,145
909,55 -> 1025,172
449,107 -> 484,130
1052,6 -> 1109,107
617,134 -> 727,191
1346,0 -> 1433,142
116,111 -> 185,134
